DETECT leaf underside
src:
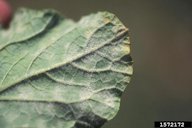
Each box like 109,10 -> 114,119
0,8 -> 133,128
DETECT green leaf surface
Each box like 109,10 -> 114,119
0,8 -> 133,128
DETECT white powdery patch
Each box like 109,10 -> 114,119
100,91 -> 116,108
16,25 -> 26,33
18,86 -> 34,100
105,97 -> 116,108
52,87 -> 63,100
35,103 -> 55,118
79,87 -> 93,100
18,93 -> 30,100
20,124 -> 30,128
36,119 -> 47,128
50,36 -> 57,42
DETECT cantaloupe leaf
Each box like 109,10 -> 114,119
0,8 -> 133,128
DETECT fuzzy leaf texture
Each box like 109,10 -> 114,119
0,8 -> 133,128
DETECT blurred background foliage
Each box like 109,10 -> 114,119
8,0 -> 192,128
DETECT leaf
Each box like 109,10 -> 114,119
0,8 -> 133,128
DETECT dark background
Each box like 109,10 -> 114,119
8,0 -> 192,128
